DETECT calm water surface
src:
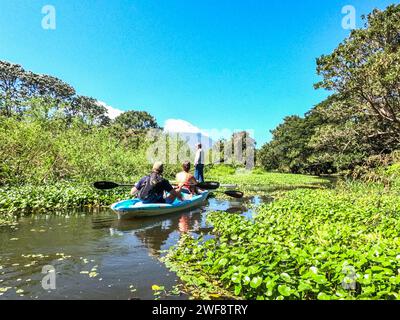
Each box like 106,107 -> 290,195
0,196 -> 269,300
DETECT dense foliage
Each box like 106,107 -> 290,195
0,60 -> 163,186
165,180 -> 400,300
206,166 -> 330,193
0,61 -> 181,223
259,5 -> 400,174
0,183 -> 126,216
0,116 -> 152,186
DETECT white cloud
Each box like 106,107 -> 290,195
164,119 -> 207,135
96,100 -> 124,119
164,119 -> 214,150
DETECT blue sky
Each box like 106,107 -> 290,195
0,0 -> 395,145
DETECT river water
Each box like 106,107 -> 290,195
0,196 -> 268,300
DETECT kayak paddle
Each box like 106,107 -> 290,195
93,181 -> 243,199
215,190 -> 244,199
93,181 -> 134,190
93,180 -> 221,191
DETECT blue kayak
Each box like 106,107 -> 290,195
111,191 -> 209,219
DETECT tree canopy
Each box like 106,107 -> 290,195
259,4 -> 400,174
114,110 -> 159,131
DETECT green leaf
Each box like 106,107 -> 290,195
250,276 -> 263,289
317,292 -> 331,300
278,285 -> 292,297
218,258 -> 228,267
234,285 -> 242,296
298,282 -> 312,292
280,272 -> 291,282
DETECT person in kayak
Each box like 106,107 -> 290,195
175,161 -> 200,195
130,161 -> 183,204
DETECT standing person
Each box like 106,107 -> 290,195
194,143 -> 205,183
130,161 -> 183,204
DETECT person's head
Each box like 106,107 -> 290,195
197,143 -> 202,150
182,161 -> 191,173
152,161 -> 164,174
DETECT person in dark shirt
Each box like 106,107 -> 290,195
130,161 -> 183,204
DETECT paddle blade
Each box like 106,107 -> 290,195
224,190 -> 244,199
198,181 -> 220,190
93,181 -> 120,190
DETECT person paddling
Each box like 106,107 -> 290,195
175,161 -> 200,195
130,161 -> 183,204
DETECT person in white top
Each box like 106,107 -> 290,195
194,143 -> 205,183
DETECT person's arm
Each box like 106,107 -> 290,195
189,176 -> 199,195
130,178 -> 144,196
165,180 -> 184,201
130,187 -> 138,196
170,188 -> 184,201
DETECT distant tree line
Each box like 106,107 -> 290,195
0,60 -> 159,131
258,5 -> 400,175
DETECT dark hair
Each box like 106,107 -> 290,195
197,143 -> 202,149
182,161 -> 191,172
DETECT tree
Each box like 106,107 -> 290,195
22,72 -> 76,101
307,94 -> 399,171
315,4 -> 400,137
258,115 -> 321,173
114,110 -> 159,131
69,96 -> 110,126
0,61 -> 26,116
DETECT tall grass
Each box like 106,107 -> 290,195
0,117 -> 150,186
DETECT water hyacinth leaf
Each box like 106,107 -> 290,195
278,285 -> 292,297
250,277 -> 263,289
243,275 -> 251,285
218,258 -> 228,267
280,272 -> 291,282
312,274 -> 328,285
152,285 -> 164,291
317,292 -> 331,300
234,285 -> 242,296
298,282 -> 312,292
231,274 -> 241,284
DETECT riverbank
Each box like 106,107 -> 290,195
164,179 -> 400,300
0,183 -> 129,225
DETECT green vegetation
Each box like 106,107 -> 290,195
1,3 -> 400,302
258,5 -> 400,175
164,180 -> 400,300
0,117 -> 150,185
0,183 -> 127,217
0,61 -> 176,224
207,166 -> 331,193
